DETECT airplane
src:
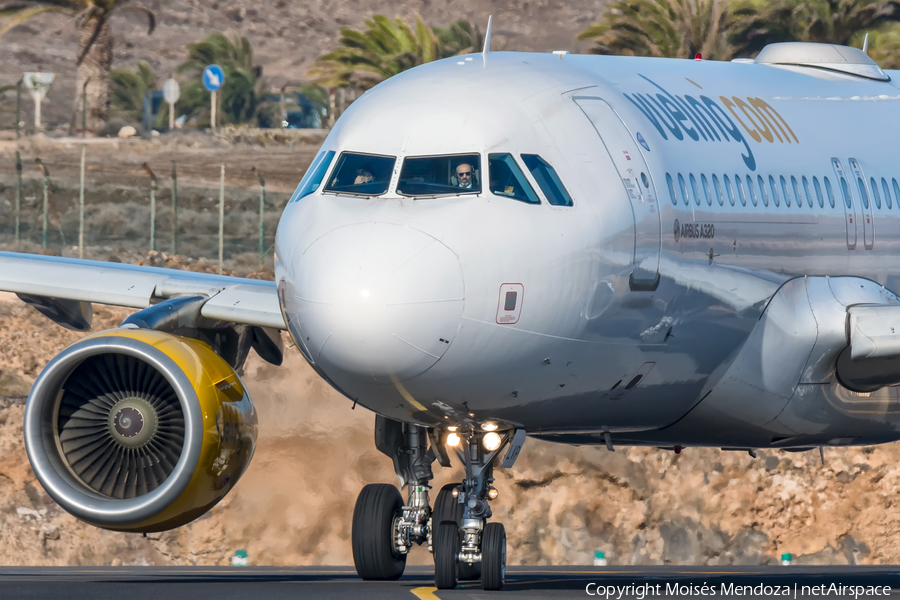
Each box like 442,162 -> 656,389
2,25 -> 900,591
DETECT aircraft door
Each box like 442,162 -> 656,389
848,158 -> 875,249
574,97 -> 660,290
831,158 -> 857,250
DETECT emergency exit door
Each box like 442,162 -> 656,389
574,97 -> 660,290
832,158 -> 858,250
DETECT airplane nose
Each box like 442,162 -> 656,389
291,222 -> 464,383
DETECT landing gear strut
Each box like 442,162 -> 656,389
352,418 -> 435,580
433,427 -> 516,591
351,416 -> 524,591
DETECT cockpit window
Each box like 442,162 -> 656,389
397,154 -> 481,196
290,150 -> 335,203
521,154 -> 572,206
323,152 -> 395,196
487,154 -> 540,204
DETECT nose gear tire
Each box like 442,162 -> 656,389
433,484 -> 482,581
434,521 -> 460,589
352,484 -> 406,580
481,522 -> 506,591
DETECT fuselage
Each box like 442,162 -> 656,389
274,50 -> 900,450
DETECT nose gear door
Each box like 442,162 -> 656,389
574,97 -> 660,290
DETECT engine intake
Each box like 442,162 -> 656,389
25,329 -> 257,532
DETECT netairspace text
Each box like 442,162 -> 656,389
585,582 -> 893,599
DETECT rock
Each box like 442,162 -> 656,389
117,126 -> 137,138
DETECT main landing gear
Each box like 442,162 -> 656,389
351,416 -> 525,591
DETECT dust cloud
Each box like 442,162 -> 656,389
2,291 -> 900,567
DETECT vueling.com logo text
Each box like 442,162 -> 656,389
624,75 -> 799,172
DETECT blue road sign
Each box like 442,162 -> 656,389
203,65 -> 224,92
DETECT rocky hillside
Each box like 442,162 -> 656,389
1,289 -> 899,567
0,0 -> 609,128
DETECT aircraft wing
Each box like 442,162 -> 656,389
0,251 -> 285,330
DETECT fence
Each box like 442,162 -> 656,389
0,146 -> 293,275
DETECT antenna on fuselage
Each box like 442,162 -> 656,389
483,15 -> 493,56
862,32 -> 870,54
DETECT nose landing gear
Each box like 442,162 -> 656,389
351,417 -> 524,591
433,427 -> 522,591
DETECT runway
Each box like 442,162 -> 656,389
3,565 -> 900,599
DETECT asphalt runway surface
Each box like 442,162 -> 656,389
3,566 -> 900,599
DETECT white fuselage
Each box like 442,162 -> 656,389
274,51 -> 900,450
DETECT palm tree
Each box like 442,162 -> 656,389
576,0 -> 731,60
311,16 -> 482,90
176,32 -> 264,127
434,20 -> 484,56
727,0 -> 900,57
0,0 -> 155,131
311,15 -> 440,89
110,60 -> 155,123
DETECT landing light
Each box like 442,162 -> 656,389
447,432 -> 461,447
482,422 -> 498,432
487,487 -> 499,500
483,432 -> 502,451
447,426 -> 458,432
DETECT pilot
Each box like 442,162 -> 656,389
455,163 -> 476,189
354,169 -> 374,185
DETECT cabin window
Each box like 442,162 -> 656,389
734,175 -> 746,206
712,175 -> 724,206
521,154 -> 572,206
758,175 -> 769,207
769,176 -> 780,207
792,177 -> 805,208
813,177 -> 824,208
666,173 -> 678,205
746,175 -> 758,206
893,179 -> 900,210
856,177 -> 870,209
724,175 -> 736,206
487,154 -> 540,204
882,178 -> 892,209
839,177 -> 852,209
678,174 -> 689,206
397,153 -> 481,197
323,152 -> 396,196
690,174 -> 701,205
291,150 -> 336,202
801,177 -> 812,208
780,176 -> 791,207
701,174 -> 713,206
870,177 -> 882,209
824,177 -> 836,208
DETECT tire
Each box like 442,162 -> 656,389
352,483 -> 406,581
433,484 -> 481,581
481,522 -> 506,591
434,521 -> 459,589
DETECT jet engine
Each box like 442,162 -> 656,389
23,328 -> 257,533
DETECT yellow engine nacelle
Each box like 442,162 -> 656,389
24,329 -> 257,533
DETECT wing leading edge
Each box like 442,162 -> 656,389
0,251 -> 285,330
